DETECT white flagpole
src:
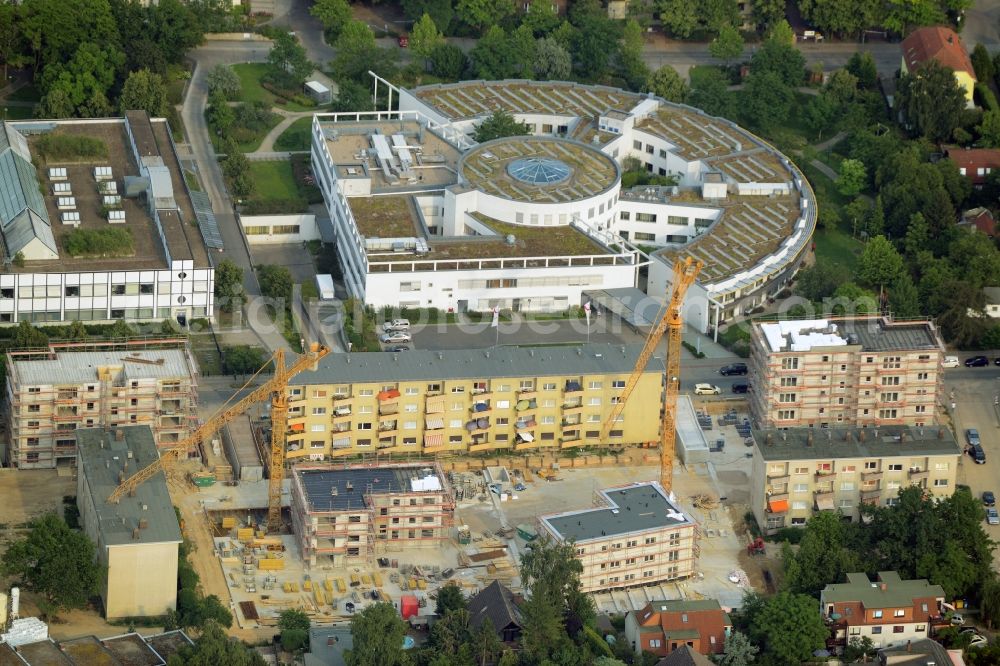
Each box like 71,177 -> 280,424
491,306 -> 499,347
584,301 -> 591,344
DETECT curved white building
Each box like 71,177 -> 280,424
311,80 -> 816,327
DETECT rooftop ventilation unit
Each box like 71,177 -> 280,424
107,209 -> 126,224
93,166 -> 113,181
51,182 -> 71,195
60,211 -> 80,226
48,167 -> 67,181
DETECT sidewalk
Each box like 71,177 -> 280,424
681,325 -> 736,359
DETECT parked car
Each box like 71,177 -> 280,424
719,363 -> 748,376
389,346 -> 411,352
965,355 -> 989,367
995,357 -> 1000,366
693,383 -> 721,395
971,444 -> 987,465
987,508 -> 999,526
950,613 -> 965,625
967,428 -> 981,447
380,331 -> 412,344
732,383 -> 749,394
489,483 -> 501,496
514,483 -> 526,492
384,319 -> 410,331
943,355 -> 960,368
984,491 -> 996,507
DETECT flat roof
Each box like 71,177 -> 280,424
822,571 -> 944,607
756,318 -> 942,353
57,637 -> 119,666
12,640 -> 71,666
76,426 -> 183,547
101,633 -> 165,666
294,464 -> 447,513
291,343 -> 662,386
459,136 -> 618,204
753,425 -> 962,462
142,632 -> 192,663
12,116 -> 209,273
541,481 -> 693,543
10,348 -> 194,386
412,81 -> 642,122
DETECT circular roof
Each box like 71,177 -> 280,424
507,157 -> 572,185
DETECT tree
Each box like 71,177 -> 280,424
119,69 -> 168,117
410,13 -> 444,62
66,320 -> 89,340
748,592 -> 829,664
570,9 -> 616,80
709,24 -> 743,66
347,602 -> 407,666
519,537 -> 593,663
215,258 -> 244,313
221,142 -> 253,198
1,514 -> 101,615
888,273 -> 920,318
836,158 -> 867,197
223,346 -> 267,378
429,43 -> 466,80
846,51 -> 877,89
174,620 -> 266,666
0,2 -> 27,82
750,33 -> 805,86
267,32 -> 313,88
456,0 -> 515,30
751,0 -> 785,32
402,0 -> 453,36
333,79 -> 375,112
824,69 -> 859,108
311,0 -> 353,41
743,70 -> 794,131
647,65 -> 688,103
981,575 -> 1000,630
12,319 -> 48,349
896,60 -> 966,142
435,582 -> 467,616
333,21 -> 397,83
844,197 -> 870,237
148,0 -> 203,65
782,512 -> 863,596
858,235 -> 905,296
207,91 -> 235,136
717,630 -> 758,666
534,37 -> 572,81
473,109 -> 530,143
257,264 -> 293,303
700,0 -> 739,32
521,1 -> 561,37
796,259 -> 848,301
978,110 -> 1000,148
804,93 -> 838,140
206,64 -> 242,101
655,0 -> 698,38
843,636 -> 877,663
618,19 -> 649,91
278,609 -> 310,653
688,67 -> 732,117
108,319 -> 137,339
971,43 -> 994,82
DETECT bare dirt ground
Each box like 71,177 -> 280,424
0,469 -> 76,526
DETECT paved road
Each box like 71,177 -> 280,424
183,40 -> 292,352
963,0 -> 1000,49
267,0 -> 336,66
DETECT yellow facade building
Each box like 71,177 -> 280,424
283,343 -> 663,459
901,26 -> 977,108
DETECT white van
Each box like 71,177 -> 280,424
943,356 -> 959,368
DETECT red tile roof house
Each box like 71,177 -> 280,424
959,207 -> 996,235
624,599 -> 732,658
946,147 -> 1000,186
820,571 -> 945,650
901,26 -> 977,108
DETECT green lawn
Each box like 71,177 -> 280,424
813,226 -> 863,271
688,65 -> 722,87
248,160 -> 299,201
274,117 -> 312,152
237,112 -> 283,153
230,64 -> 316,113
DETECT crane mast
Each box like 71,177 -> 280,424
108,345 -> 330,530
600,257 -> 701,491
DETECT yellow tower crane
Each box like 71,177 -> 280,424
108,344 -> 330,532
600,257 -> 702,491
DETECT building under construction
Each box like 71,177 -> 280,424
539,482 -> 698,593
4,339 -> 198,468
290,463 -> 455,568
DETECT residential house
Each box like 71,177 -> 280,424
901,26 -> 976,108
820,572 -> 944,649
467,580 -> 523,643
959,207 -> 996,235
655,646 -> 716,666
624,599 -> 732,657
983,287 -> 1000,318
878,638 -> 955,666
946,147 -> 1000,186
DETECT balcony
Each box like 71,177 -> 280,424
470,441 -> 508,453
470,388 -> 492,398
908,468 -> 929,481
471,401 -> 492,416
562,404 -> 584,416
860,488 -> 882,501
766,473 -> 790,486
333,411 -> 353,424
333,397 -> 353,409
378,403 -> 399,416
517,388 -> 537,399
466,417 -> 490,433
814,468 -> 834,478
814,491 -> 835,511
564,381 -> 583,394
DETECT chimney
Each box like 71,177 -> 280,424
806,432 -> 813,447
127,450 -> 133,459
131,528 -> 140,540
138,518 -> 148,529
938,428 -> 944,439
859,429 -> 866,442
765,433 -> 773,446
879,582 -> 887,591
115,429 -> 124,441
907,641 -> 912,653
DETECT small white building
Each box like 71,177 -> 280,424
304,80 -> 332,105
240,213 -> 321,244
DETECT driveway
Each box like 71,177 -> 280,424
183,39 -> 292,352
963,0 -> 1000,49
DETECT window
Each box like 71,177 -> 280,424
542,382 -> 556,390
864,461 -> 878,470
451,386 -> 465,393
780,377 -> 798,387
841,482 -> 854,491
793,483 -> 808,492
587,381 -> 602,390
888,464 -> 903,471
872,610 -> 883,618
777,410 -> 795,420
893,609 -> 905,617
312,407 -> 327,415
358,389 -> 373,397
842,465 -> 855,473
871,626 -> 882,635
933,479 -> 949,487
357,422 -> 372,430
779,393 -> 796,403
893,626 -> 904,633
781,358 -> 799,370
793,466 -> 808,474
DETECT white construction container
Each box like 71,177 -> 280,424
315,274 -> 335,300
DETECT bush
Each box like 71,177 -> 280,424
34,133 -> 108,162
976,83 -> 999,113
63,228 -> 133,258
241,197 -> 309,215
260,79 -> 316,108
681,340 -> 705,358
769,526 -> 805,544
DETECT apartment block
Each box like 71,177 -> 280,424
821,572 -> 945,649
624,599 -> 732,657
750,425 -> 961,535
748,317 -> 944,429
5,341 -> 198,469
284,344 -> 662,460
539,482 -> 697,593
76,426 -> 182,620
290,463 -> 455,568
